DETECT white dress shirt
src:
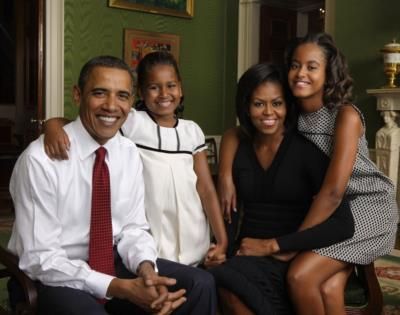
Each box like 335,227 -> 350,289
8,117 -> 157,299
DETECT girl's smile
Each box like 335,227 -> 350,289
288,43 -> 326,112
141,64 -> 183,127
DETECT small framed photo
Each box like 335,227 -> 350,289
109,0 -> 194,19
124,28 -> 180,91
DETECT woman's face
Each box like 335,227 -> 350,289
288,43 -> 326,112
140,64 -> 182,124
248,81 -> 287,136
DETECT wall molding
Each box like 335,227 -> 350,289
237,0 -> 260,79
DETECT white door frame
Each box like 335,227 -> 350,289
45,0 -> 64,118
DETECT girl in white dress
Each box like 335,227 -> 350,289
44,52 -> 227,268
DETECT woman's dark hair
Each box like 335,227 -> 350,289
285,32 -> 353,108
135,51 -> 184,116
236,62 -> 297,139
78,55 -> 134,92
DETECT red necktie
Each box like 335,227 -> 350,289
88,147 -> 115,277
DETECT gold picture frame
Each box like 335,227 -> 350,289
109,0 -> 194,19
124,28 -> 180,90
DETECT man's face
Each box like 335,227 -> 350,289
74,66 -> 133,144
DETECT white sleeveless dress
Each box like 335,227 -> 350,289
298,105 -> 398,264
122,109 -> 210,266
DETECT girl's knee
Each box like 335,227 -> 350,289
320,280 -> 342,301
286,264 -> 310,292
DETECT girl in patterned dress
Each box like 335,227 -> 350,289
44,52 -> 227,269
219,32 -> 398,314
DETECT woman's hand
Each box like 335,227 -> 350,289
204,243 -> 226,268
218,175 -> 237,224
236,238 -> 280,257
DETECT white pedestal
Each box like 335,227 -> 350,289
367,88 -> 400,205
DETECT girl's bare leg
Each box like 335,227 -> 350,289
287,251 -> 349,315
321,265 -> 353,315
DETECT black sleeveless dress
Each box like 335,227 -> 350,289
209,130 -> 354,315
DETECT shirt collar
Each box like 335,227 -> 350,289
71,117 -> 120,161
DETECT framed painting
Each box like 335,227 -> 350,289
124,28 -> 180,90
109,0 -> 194,19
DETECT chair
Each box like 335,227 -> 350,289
344,263 -> 383,315
0,246 -> 37,315
205,137 -> 218,183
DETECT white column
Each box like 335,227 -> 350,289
45,0 -> 64,118
324,0 -> 335,37
367,88 -> 400,206
237,0 -> 260,79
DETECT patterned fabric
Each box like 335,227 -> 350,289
298,105 -> 399,264
88,147 -> 115,276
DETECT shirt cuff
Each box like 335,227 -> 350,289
84,270 -> 115,298
132,254 -> 157,275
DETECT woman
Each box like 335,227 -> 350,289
209,62 -> 354,315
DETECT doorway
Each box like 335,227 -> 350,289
0,0 -> 45,210
237,0 -> 327,78
259,0 -> 325,65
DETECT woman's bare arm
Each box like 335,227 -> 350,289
217,127 -> 241,222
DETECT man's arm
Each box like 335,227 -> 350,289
8,142 -> 114,298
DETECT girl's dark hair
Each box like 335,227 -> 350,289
285,32 -> 353,108
236,62 -> 297,139
135,51 -> 184,116
78,55 -> 134,92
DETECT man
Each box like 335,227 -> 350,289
8,56 -> 216,315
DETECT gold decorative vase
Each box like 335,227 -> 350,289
381,39 -> 400,88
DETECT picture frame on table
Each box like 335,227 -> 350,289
109,0 -> 194,19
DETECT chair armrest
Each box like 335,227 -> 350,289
0,246 -> 37,313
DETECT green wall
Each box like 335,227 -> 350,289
334,0 -> 400,145
64,0 -> 238,134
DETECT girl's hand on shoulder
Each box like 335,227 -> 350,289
217,175 -> 237,224
236,238 -> 280,257
204,243 -> 226,268
43,118 -> 71,160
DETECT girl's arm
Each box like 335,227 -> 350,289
43,118 -> 72,160
298,105 -> 363,230
193,150 -> 228,266
218,127 -> 241,223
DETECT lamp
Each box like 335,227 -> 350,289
380,39 -> 400,88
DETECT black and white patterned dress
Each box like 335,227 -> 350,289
298,105 -> 398,264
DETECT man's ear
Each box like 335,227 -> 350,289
72,85 -> 81,107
